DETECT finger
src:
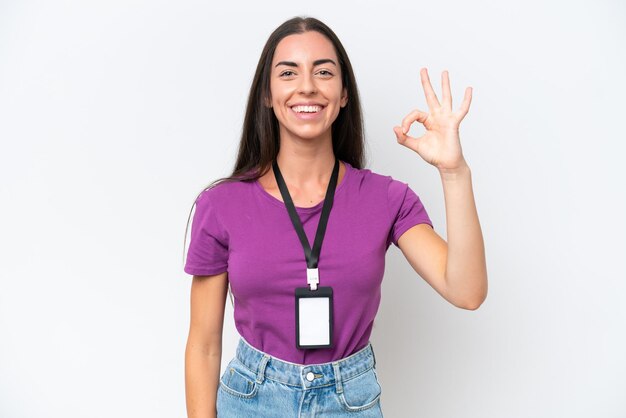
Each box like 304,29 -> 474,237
420,67 -> 440,110
442,70 -> 452,110
400,108 -> 429,135
457,86 -> 472,119
393,126 -> 420,153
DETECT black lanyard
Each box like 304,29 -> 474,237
273,158 -> 339,287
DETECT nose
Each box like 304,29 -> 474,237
298,72 -> 317,95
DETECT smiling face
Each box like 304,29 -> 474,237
269,31 -> 348,145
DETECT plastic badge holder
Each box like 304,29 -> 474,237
295,286 -> 333,349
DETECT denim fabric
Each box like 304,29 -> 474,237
217,337 -> 384,417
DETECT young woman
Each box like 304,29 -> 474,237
183,16 -> 487,418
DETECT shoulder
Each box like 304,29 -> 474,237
346,163 -> 427,216
345,162 -> 407,194
195,179 -> 242,198
193,179 -> 255,212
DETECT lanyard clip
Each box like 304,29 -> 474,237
307,268 -> 319,291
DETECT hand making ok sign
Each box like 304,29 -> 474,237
393,68 -> 473,173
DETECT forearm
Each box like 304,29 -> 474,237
185,342 -> 222,418
439,162 -> 488,309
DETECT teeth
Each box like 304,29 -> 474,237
292,105 -> 322,113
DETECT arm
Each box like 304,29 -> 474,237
393,67 -> 487,310
185,272 -> 229,418
397,164 -> 487,310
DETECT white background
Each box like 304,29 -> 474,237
1,1 -> 625,417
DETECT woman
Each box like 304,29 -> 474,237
183,16 -> 487,417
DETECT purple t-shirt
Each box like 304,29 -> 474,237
184,161 -> 432,364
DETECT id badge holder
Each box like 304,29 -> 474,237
295,286 -> 333,349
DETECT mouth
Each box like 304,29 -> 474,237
290,104 -> 325,114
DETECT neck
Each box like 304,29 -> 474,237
275,133 -> 336,187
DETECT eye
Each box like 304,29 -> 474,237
279,70 -> 295,77
318,70 -> 333,77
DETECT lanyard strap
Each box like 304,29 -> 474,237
273,158 -> 339,290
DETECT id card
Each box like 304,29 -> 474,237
295,286 -> 333,349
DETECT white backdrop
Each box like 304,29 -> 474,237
1,1 -> 625,417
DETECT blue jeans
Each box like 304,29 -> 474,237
217,337 -> 384,417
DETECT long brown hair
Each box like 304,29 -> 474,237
183,16 -> 366,276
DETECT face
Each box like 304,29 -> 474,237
268,31 -> 348,144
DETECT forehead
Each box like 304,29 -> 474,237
272,31 -> 338,64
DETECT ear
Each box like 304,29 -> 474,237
340,87 -> 348,108
264,97 -> 272,108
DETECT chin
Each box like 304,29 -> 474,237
283,127 -> 332,142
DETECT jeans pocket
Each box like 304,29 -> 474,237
339,368 -> 382,412
219,358 -> 259,399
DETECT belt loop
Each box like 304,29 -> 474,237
332,362 -> 343,394
370,342 -> 377,367
256,354 -> 270,384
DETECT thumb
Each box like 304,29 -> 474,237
393,126 -> 406,143
393,126 -> 419,153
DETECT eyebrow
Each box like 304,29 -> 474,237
274,58 -> 337,68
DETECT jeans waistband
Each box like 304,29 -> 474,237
235,337 -> 377,391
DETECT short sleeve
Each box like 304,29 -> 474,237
184,189 -> 229,276
387,180 -> 433,248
